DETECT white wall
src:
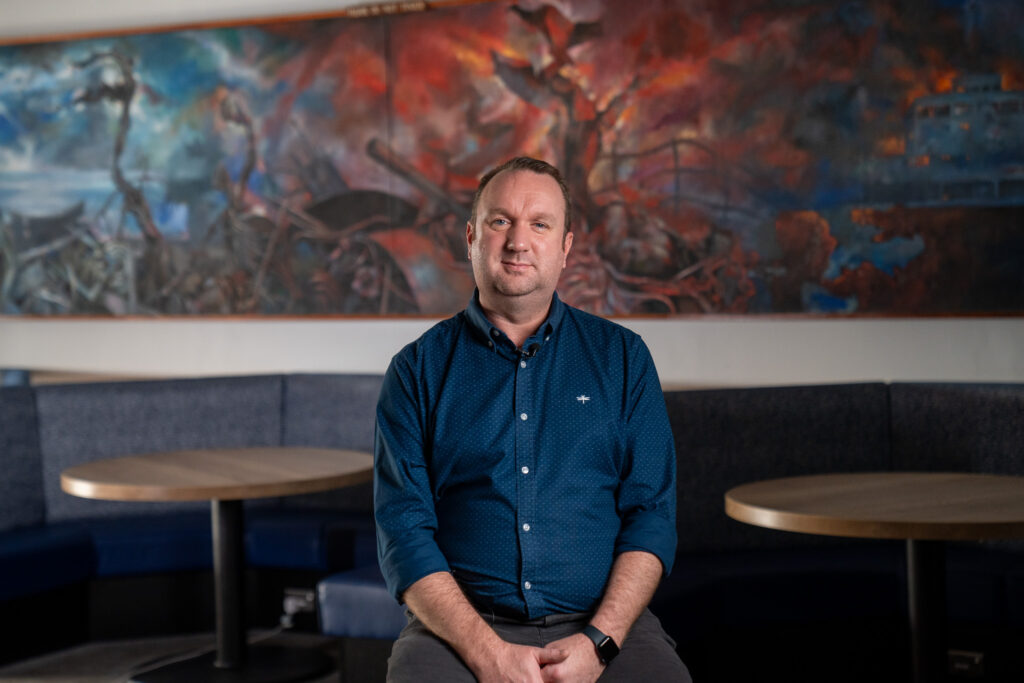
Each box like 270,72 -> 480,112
3,316 -> 1024,386
3,0 -> 1024,386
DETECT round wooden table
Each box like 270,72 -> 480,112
725,472 -> 1024,683
62,447 -> 373,683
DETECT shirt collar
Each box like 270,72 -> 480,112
466,289 -> 566,352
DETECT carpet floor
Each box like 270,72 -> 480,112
0,629 -> 340,683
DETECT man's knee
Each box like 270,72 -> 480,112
598,610 -> 691,682
386,615 -> 477,683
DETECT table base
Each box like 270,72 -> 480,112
907,539 -> 947,683
130,644 -> 334,683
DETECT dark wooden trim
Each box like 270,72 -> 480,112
0,0 -> 489,47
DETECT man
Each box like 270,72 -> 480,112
375,156 -> 689,682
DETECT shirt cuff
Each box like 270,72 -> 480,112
615,512 -> 678,576
379,532 -> 451,602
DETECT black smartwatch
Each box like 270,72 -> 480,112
582,624 -> 620,664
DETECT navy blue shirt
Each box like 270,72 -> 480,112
374,291 -> 677,619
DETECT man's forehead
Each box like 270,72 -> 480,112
479,171 -> 563,211
485,168 -> 559,192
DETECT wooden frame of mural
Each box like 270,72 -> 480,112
1,0 -> 1022,317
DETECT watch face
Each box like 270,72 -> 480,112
598,636 -> 619,663
584,625 -> 619,664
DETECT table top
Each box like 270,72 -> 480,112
61,447 -> 373,502
725,472 -> 1024,541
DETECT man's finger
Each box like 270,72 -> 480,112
536,646 -> 568,665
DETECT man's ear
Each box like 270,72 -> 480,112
466,220 -> 475,260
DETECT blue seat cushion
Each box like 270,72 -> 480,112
0,524 -> 94,601
70,512 -> 213,576
947,544 -> 1024,627
1006,560 -> 1024,629
653,543 -> 905,644
317,564 -> 407,639
245,508 -> 377,572
44,508 -> 379,578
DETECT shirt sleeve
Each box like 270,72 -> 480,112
614,337 -> 678,575
374,350 -> 451,602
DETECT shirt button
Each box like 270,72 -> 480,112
491,329 -> 500,337
522,523 -> 531,531
520,360 -> 527,368
524,581 -> 532,590
521,466 -> 529,474
520,413 -> 528,421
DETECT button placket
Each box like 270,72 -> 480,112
514,347 -> 538,612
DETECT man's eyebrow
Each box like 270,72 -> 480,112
484,207 -> 558,223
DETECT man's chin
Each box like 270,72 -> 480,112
495,288 -> 532,298
493,282 -> 539,299
488,274 -> 537,296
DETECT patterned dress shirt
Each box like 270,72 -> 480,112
375,290 -> 677,619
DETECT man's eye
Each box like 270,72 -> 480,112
492,218 -> 509,227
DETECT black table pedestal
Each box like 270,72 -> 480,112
907,539 -> 947,683
132,500 -> 333,683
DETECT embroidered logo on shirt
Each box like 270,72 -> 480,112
576,395 -> 590,404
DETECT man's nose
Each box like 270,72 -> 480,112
505,222 -> 529,251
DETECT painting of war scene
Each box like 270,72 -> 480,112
1,0 -> 1022,317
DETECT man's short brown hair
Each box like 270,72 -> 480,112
469,156 -> 572,234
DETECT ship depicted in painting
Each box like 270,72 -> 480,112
863,73 -> 1024,207
797,70 -> 1024,316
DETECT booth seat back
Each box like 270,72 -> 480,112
890,382 -> 1024,628
665,382 -> 893,554
0,386 -> 45,533
35,375 -> 286,522
243,374 -> 385,570
889,382 -> 1024,474
890,381 -> 1024,554
279,373 -> 384,513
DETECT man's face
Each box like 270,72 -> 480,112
467,169 -> 573,305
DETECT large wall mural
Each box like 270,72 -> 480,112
1,0 -> 1022,317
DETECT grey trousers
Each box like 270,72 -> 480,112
386,608 -> 691,682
